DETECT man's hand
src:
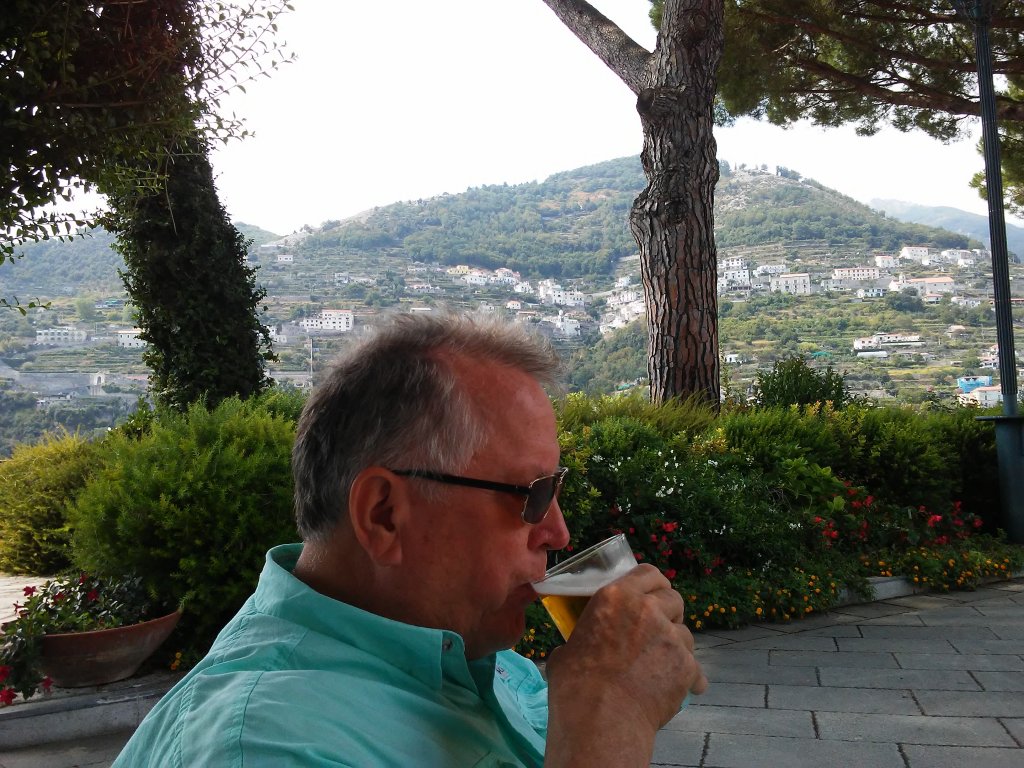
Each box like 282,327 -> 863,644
543,565 -> 707,768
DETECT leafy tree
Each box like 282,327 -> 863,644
712,0 -> 1024,211
108,138 -> 275,411
753,356 -> 849,409
1,0 -> 293,292
542,0 -> 723,406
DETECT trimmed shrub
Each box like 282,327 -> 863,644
68,398 -> 298,657
0,433 -> 97,575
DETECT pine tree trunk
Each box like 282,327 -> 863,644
631,2 -> 722,407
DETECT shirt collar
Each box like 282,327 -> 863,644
256,544 -> 494,694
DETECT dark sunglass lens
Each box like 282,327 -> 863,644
523,475 -> 558,524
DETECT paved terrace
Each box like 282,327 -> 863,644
0,576 -> 1021,767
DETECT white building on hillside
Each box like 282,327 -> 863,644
116,328 -> 146,349
36,326 -> 87,345
300,309 -> 354,332
899,246 -> 930,263
832,267 -> 880,281
769,273 -> 811,295
875,253 -> 898,269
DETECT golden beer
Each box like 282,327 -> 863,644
537,592 -> 592,640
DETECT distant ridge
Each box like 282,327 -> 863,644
0,157 -> 986,299
870,198 -> 1023,260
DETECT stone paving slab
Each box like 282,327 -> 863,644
836,637 -> 958,653
829,603 -> 912,619
901,745 -> 1024,768
815,711 -> 1016,747
650,730 -> 704,767
915,690 -> 1024,717
698,626 -> 782,643
857,624 -> 999,640
796,624 -> 864,637
818,667 -> 980,691
856,612 -> 928,626
694,648 -> 770,665
715,635 -> 839,652
990,625 -> 1024,639
950,638 -> 1024,654
662,705 -> 814,738
693,682 -> 765,709
702,733 -> 904,768
1002,717 -> 1024,743
767,684 -> 920,715
695,661 -> 817,686
769,650 -> 898,668
894,652 -> 1024,671
972,671 -> 1024,692
881,595 -> 958,610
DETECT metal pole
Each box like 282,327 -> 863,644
953,0 -> 1024,543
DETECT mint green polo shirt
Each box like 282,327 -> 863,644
113,544 -> 549,767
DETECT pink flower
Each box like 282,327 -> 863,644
663,568 -> 677,580
0,688 -> 16,706
41,677 -> 53,692
22,586 -> 36,597
973,518 -> 984,528
662,522 -> 679,533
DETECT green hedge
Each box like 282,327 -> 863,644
68,397 -> 298,657
516,395 -> 1020,660
0,433 -> 96,574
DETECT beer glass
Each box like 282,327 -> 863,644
532,533 -> 634,640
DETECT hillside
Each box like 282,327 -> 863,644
0,156 -> 981,301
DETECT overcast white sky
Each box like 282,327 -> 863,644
209,0 -> 1017,236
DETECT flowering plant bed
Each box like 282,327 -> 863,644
0,573 -> 169,704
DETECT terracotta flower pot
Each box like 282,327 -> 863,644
39,610 -> 182,688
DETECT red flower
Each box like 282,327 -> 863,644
663,568 -> 677,580
973,518 -> 984,528
86,590 -> 100,602
22,586 -> 36,597
634,552 -> 645,561
927,515 -> 943,528
851,500 -> 862,509
41,677 -> 53,692
0,688 -> 16,706
865,495 -> 874,506
53,592 -> 65,602
662,522 -> 679,533
78,573 -> 88,585
0,665 -> 11,683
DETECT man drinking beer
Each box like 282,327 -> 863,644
114,313 -> 706,767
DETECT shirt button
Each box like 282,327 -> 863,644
442,639 -> 453,652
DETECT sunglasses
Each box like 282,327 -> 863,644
391,467 -> 568,524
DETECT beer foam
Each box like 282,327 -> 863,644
533,559 -> 634,596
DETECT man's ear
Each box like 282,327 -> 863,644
347,468 -> 411,567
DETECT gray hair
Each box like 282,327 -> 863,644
292,312 -> 563,541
